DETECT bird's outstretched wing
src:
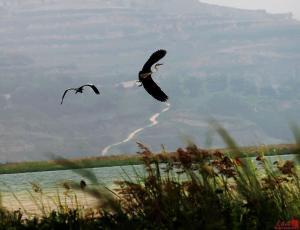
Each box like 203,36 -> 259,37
141,75 -> 168,102
81,84 -> 100,94
142,49 -> 167,73
61,88 -> 76,104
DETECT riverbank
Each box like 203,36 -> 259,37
0,154 -> 141,175
0,143 -> 299,229
0,143 -> 297,174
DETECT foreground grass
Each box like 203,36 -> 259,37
0,143 -> 297,174
1,122 -> 300,229
0,140 -> 299,229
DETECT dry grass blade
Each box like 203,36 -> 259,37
68,182 -> 121,212
48,154 -> 99,184
290,122 -> 300,146
209,119 -> 244,158
47,154 -> 121,212
289,122 -> 300,163
1,181 -> 29,216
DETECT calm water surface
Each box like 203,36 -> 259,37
0,164 -> 145,213
0,154 -> 296,212
0,164 -> 145,193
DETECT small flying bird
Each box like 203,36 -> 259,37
60,84 -> 100,104
138,49 -> 168,102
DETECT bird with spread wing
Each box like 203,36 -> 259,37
60,84 -> 100,104
138,49 -> 168,102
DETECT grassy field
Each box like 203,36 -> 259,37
0,143 -> 297,174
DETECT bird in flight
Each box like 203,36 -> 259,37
60,84 -> 100,104
138,49 -> 168,102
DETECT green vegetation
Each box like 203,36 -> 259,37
0,143 -> 297,174
0,155 -> 142,174
0,143 -> 299,229
0,126 -> 299,229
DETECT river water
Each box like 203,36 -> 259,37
101,103 -> 171,155
0,164 -> 144,214
0,154 -> 296,214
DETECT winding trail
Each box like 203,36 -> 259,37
101,103 -> 170,155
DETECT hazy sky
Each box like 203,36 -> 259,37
201,0 -> 300,20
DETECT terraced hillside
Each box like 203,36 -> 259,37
0,0 -> 299,161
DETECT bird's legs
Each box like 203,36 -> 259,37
136,80 -> 142,87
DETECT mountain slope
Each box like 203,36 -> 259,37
0,0 -> 299,161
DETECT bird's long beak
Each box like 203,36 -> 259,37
153,63 -> 163,72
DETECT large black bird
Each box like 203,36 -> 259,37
60,84 -> 100,104
138,49 -> 168,102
